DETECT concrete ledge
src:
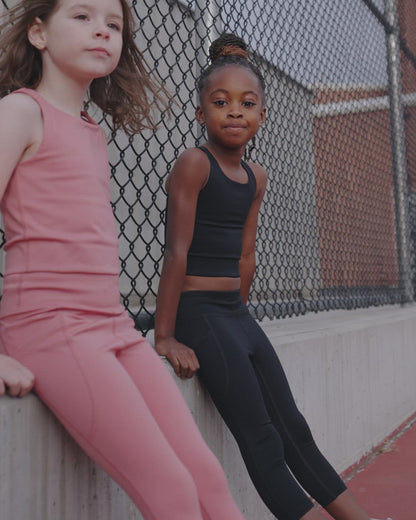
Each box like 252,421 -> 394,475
1,304 -> 416,520
261,304 -> 416,472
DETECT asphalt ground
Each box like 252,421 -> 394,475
319,415 -> 416,520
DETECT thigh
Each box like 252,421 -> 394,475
175,294 -> 304,440
179,308 -> 277,436
0,311 -> 202,520
245,318 -> 314,440
117,340 -> 219,464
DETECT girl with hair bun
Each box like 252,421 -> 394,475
156,32 -> 390,520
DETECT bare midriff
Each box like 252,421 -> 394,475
182,275 -> 240,292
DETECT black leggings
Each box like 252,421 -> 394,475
175,290 -> 347,520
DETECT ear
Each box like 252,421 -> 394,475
27,17 -> 47,51
196,105 -> 205,125
259,106 -> 266,126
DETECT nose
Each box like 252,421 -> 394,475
228,102 -> 242,118
94,23 -> 110,40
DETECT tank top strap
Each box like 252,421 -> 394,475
198,146 -> 216,170
12,88 -> 98,134
12,88 -> 57,116
12,88 -> 58,143
241,160 -> 257,190
198,146 -> 256,190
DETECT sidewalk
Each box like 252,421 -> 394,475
320,415 -> 416,520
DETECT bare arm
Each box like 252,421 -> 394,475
155,148 -> 209,378
0,94 -> 41,396
239,164 -> 268,303
0,354 -> 35,397
0,93 -> 42,201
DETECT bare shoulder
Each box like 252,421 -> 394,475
0,91 -> 41,124
174,147 -> 210,171
0,92 -> 43,199
167,147 -> 210,192
0,92 -> 42,150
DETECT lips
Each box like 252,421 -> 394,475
88,48 -> 110,56
224,124 -> 246,129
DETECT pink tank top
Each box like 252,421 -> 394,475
0,89 -> 119,278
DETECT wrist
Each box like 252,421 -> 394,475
154,333 -> 173,344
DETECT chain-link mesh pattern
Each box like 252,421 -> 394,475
1,0 -> 416,333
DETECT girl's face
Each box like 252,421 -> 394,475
28,0 -> 124,86
196,65 -> 266,150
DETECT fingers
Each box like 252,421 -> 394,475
16,367 -> 35,397
166,352 -> 182,377
166,348 -> 200,379
5,378 -> 23,397
0,355 -> 35,397
156,338 -> 200,379
175,348 -> 200,379
3,371 -> 34,397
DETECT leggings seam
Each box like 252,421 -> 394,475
200,314 -> 230,396
59,313 -> 97,439
224,390 -> 310,520
251,355 -> 342,504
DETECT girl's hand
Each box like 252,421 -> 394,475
0,354 -> 35,397
155,337 -> 200,379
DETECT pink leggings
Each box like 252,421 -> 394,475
0,306 -> 245,520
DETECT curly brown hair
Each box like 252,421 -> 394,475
0,0 -> 170,134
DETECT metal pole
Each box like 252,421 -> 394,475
194,0 -> 222,71
194,0 -> 222,139
384,0 -> 413,303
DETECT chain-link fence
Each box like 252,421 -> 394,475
1,0 -> 416,334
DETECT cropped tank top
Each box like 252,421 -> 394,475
185,146 -> 256,277
0,88 -> 120,277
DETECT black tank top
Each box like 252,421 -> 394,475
186,146 -> 256,277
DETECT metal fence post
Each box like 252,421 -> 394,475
194,0 -> 222,140
194,0 -> 222,71
385,0 -> 414,303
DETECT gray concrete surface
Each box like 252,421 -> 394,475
1,304 -> 416,520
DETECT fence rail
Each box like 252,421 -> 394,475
1,0 -> 416,334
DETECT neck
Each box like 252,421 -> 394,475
35,74 -> 91,118
204,141 -> 246,169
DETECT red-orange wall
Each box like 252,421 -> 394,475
311,0 -> 416,289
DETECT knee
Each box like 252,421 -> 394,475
285,411 -> 315,446
156,463 -> 200,512
188,445 -> 232,499
239,422 -> 286,465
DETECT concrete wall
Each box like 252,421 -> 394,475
1,305 -> 416,520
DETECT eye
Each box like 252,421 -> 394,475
74,13 -> 89,21
243,101 -> 256,107
108,22 -> 121,31
213,100 -> 227,106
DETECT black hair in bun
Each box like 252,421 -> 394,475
209,33 -> 248,62
197,32 -> 266,100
